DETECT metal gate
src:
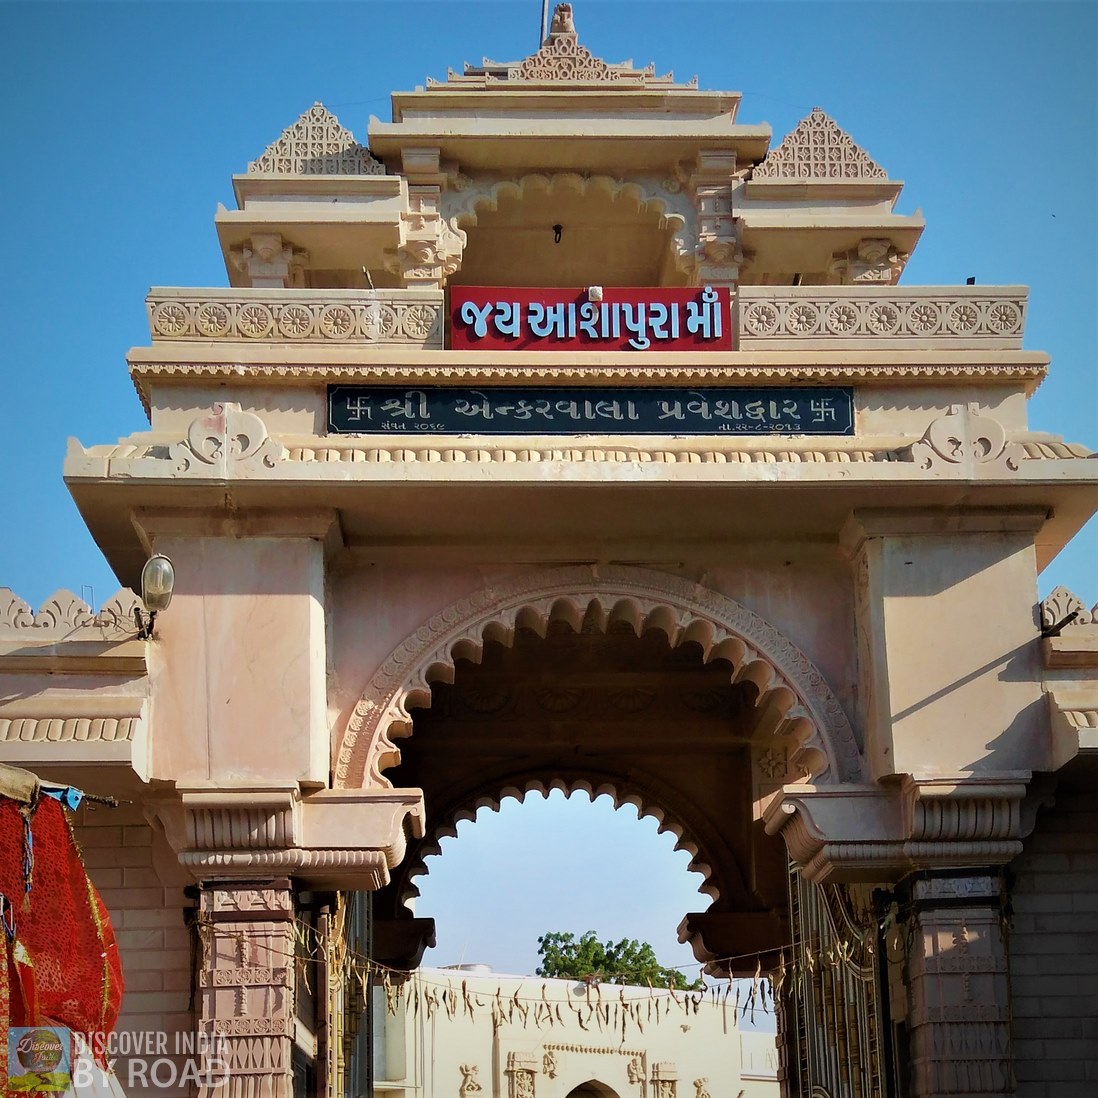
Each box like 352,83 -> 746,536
781,866 -> 890,1098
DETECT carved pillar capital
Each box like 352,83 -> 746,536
827,237 -> 907,285
229,233 -> 308,288
388,165 -> 467,287
197,879 -> 296,1098
684,150 -> 744,287
151,786 -> 424,891
764,773 -> 1032,883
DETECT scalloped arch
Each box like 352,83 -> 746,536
334,566 -> 863,788
443,172 -> 696,270
395,776 -> 723,912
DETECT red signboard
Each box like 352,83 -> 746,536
450,286 -> 733,351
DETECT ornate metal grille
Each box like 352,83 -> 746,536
784,866 -> 888,1098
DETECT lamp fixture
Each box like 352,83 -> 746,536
135,554 -> 175,639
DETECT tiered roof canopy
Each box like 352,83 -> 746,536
433,1 -> 697,89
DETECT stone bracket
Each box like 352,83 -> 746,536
764,772 -> 1032,883
155,785 -> 425,890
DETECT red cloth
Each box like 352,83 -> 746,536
0,796 -> 124,1048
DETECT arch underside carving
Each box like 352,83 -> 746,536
335,565 -> 862,791
443,173 -> 698,282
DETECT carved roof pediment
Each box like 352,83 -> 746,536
429,2 -> 695,89
248,103 -> 385,176
753,106 -> 889,181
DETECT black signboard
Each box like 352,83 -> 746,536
327,386 -> 854,436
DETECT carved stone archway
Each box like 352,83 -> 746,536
336,566 -> 865,971
442,173 -> 699,285
334,564 -> 863,791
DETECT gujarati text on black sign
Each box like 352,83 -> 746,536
328,386 -> 854,436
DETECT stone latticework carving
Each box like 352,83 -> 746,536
169,403 -> 286,476
247,103 -> 384,176
335,565 -> 863,790
737,289 -> 1027,343
197,882 -> 296,1098
436,4 -> 694,89
1040,585 -> 1095,630
908,404 -> 1025,473
506,1053 -> 538,1098
752,106 -> 888,181
829,238 -> 908,285
517,4 -> 615,82
148,289 -> 444,347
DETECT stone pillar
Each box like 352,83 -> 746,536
905,872 -> 1012,1098
688,149 -> 742,288
387,147 -> 464,287
198,880 -> 296,1098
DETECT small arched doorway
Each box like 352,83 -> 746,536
566,1083 -> 619,1098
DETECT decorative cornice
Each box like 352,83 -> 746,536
0,717 -> 136,743
287,443 -> 883,464
247,103 -> 385,176
752,106 -> 888,181
126,360 -> 1052,419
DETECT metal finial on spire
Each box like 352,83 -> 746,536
541,0 -> 549,45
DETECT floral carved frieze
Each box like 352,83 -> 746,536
907,404 -> 1024,473
738,289 -> 1026,345
147,290 -> 443,346
247,102 -> 385,176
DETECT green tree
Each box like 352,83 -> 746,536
535,931 -> 701,989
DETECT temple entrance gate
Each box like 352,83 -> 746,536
332,567 -> 890,1095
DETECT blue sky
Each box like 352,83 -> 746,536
2,0 -> 1095,978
